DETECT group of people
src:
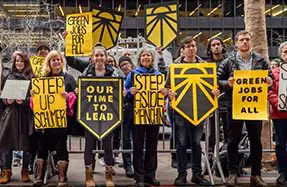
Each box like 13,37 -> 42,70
0,29 -> 286,187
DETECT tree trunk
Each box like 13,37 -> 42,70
244,0 -> 274,163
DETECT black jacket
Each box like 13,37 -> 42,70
217,51 -> 272,107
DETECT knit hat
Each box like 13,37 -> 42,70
36,42 -> 50,52
118,56 -> 133,66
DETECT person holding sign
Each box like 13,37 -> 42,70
217,30 -> 272,187
125,48 -> 167,187
82,45 -> 120,187
166,36 -> 211,186
268,42 -> 287,185
32,50 -> 77,186
0,52 -> 35,184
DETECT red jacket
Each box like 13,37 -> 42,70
268,67 -> 287,119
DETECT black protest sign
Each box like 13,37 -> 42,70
78,77 -> 123,139
0,80 -> 30,100
32,76 -> 67,129
133,74 -> 165,125
278,61 -> 287,110
66,12 -> 93,56
170,63 -> 218,125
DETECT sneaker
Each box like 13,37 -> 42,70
13,159 -> 21,167
125,167 -> 134,178
250,175 -> 267,187
99,157 -> 105,167
174,172 -> 187,186
191,175 -> 210,186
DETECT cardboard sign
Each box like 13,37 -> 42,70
133,74 -> 165,125
170,63 -> 218,125
92,8 -> 123,50
78,77 -> 123,139
30,56 -> 45,77
278,61 -> 287,110
0,80 -> 30,100
232,70 -> 268,120
66,12 -> 93,56
32,77 -> 67,129
145,2 -> 178,49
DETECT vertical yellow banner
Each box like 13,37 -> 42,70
32,77 -> 67,129
66,12 -> 93,56
134,74 -> 165,125
232,70 -> 268,120
30,56 -> 45,77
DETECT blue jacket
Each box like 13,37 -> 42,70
125,66 -> 161,99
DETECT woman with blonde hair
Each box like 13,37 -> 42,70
33,50 -> 77,186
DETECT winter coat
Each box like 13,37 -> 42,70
268,67 -> 287,119
0,72 -> 34,151
217,51 -> 272,107
125,66 -> 161,99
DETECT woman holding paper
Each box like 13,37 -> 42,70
125,48 -> 167,187
268,42 -> 287,185
32,50 -> 77,186
82,45 -> 120,187
0,52 -> 34,184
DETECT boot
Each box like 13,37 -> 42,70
85,166 -> 95,187
57,161 -> 68,187
0,169 -> 12,184
21,168 -> 31,182
34,159 -> 46,186
105,166 -> 115,187
250,176 -> 267,187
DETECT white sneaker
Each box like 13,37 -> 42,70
114,156 -> 121,165
99,157 -> 105,167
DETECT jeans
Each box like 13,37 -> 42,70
2,149 -> 30,169
273,119 -> 287,174
227,109 -> 262,176
174,112 -> 203,176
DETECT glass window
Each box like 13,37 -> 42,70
224,0 -> 234,17
235,0 -> 243,17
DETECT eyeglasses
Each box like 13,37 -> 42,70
120,63 -> 130,68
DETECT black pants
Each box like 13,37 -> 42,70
122,104 -> 133,169
37,131 -> 68,161
227,109 -> 262,176
133,125 -> 159,182
2,150 -> 30,169
208,111 -> 228,154
84,130 -> 113,166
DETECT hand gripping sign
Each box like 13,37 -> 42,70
170,63 -> 218,125
144,2 -> 178,49
232,70 -> 268,120
77,77 -> 123,140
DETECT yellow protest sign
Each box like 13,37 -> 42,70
170,63 -> 218,125
66,12 -> 93,56
145,2 -> 178,49
32,76 -> 67,129
232,70 -> 268,120
92,8 -> 123,49
30,56 -> 45,77
134,74 -> 165,125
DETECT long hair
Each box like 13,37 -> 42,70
12,52 -> 34,78
206,37 -> 226,57
43,50 -> 65,76
137,48 -> 155,68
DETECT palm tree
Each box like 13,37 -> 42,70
244,0 -> 273,163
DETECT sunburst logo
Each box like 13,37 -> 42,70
92,9 -> 123,49
170,63 -> 218,125
145,2 -> 178,49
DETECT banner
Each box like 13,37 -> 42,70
278,61 -> 287,110
30,56 -> 45,77
78,77 -> 123,139
232,70 -> 268,120
0,80 -> 30,100
170,63 -> 218,125
92,8 -> 123,49
32,77 -> 67,129
66,12 -> 93,56
144,2 -> 178,49
133,74 -> 165,125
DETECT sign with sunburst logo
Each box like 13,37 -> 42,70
170,63 -> 218,125
144,2 -> 178,49
92,8 -> 124,49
